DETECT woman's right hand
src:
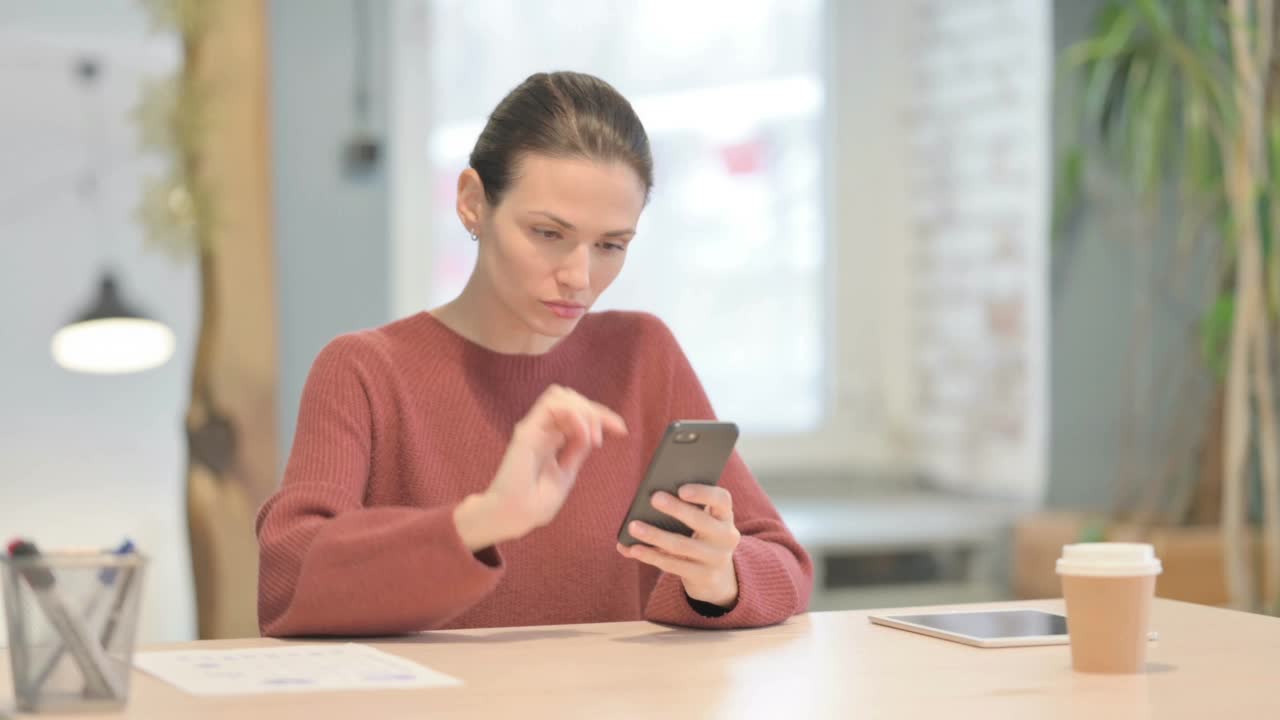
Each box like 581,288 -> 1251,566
454,385 -> 628,551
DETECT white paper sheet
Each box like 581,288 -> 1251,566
133,643 -> 462,696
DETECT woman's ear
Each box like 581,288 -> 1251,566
456,168 -> 486,234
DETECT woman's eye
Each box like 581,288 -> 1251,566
535,228 -> 561,240
598,242 -> 626,252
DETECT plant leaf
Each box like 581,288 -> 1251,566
1053,145 -> 1086,239
1202,294 -> 1236,380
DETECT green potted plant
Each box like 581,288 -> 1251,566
1057,0 -> 1280,613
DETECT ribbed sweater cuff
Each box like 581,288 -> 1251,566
642,536 -> 804,629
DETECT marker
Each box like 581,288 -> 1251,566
29,540 -> 135,694
8,540 -> 122,699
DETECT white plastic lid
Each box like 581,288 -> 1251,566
1055,543 -> 1162,577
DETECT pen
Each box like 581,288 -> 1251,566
8,540 -> 122,699
29,539 -> 135,694
99,540 -> 137,649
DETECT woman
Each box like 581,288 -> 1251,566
256,71 -> 813,636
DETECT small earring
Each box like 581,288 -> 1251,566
469,230 -> 478,242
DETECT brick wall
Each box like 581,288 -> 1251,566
903,0 -> 1050,497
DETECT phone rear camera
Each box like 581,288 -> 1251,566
674,432 -> 699,444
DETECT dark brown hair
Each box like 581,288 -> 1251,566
469,71 -> 653,206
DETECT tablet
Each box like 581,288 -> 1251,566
868,609 -> 1072,648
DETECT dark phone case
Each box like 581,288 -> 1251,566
616,420 -> 739,547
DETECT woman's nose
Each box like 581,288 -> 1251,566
556,243 -> 590,291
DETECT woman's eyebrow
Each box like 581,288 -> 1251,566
529,210 -> 634,237
529,210 -> 575,229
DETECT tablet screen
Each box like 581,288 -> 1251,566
887,610 -> 1066,639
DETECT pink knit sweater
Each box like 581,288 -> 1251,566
256,311 -> 812,636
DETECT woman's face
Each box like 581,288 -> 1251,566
458,153 -> 647,339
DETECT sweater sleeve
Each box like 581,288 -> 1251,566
639,318 -> 814,628
256,335 -> 503,637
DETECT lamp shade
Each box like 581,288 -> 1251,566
51,272 -> 176,374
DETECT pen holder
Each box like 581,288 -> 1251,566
2,552 -> 146,713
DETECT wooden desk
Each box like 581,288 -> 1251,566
4,599 -> 1278,719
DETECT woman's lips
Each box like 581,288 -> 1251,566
543,301 -> 586,319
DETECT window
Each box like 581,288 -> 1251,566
420,0 -> 827,434
389,0 -> 1050,495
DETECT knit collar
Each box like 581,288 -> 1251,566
413,310 -> 592,382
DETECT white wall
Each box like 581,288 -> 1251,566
0,0 -> 197,643
269,0 -> 395,465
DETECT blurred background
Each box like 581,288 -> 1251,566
3,0 -> 1276,643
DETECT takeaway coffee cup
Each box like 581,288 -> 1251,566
1056,543 -> 1162,674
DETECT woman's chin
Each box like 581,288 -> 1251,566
536,314 -> 582,336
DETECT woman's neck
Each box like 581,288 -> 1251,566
431,273 -> 563,356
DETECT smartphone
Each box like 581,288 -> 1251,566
617,420 -> 739,547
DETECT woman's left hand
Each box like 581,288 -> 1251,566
616,484 -> 741,608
